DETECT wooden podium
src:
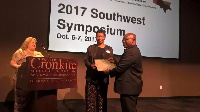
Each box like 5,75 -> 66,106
17,57 -> 77,112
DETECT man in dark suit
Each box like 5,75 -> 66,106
105,33 -> 143,112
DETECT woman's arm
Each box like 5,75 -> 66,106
10,60 -> 21,69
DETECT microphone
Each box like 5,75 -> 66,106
40,44 -> 51,58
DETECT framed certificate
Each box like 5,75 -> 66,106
95,59 -> 116,71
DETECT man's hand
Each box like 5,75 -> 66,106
108,57 -> 115,63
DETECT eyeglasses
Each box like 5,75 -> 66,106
122,38 -> 133,41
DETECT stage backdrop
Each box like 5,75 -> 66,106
48,0 -> 180,59
1,0 -> 200,103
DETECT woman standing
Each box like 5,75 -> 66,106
10,37 -> 43,112
84,29 -> 113,112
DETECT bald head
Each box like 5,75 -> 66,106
124,33 -> 136,41
122,33 -> 136,48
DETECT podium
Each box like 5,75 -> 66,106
17,57 -> 77,112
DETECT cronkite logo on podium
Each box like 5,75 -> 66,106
17,57 -> 78,91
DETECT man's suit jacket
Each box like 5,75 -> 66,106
109,45 -> 143,95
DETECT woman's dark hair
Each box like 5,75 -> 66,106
96,29 -> 106,37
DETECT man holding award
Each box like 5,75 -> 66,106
105,33 -> 143,112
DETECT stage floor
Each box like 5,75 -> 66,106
1,97 -> 200,112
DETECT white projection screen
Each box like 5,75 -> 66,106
48,0 -> 180,59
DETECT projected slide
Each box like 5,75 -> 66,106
48,0 -> 179,58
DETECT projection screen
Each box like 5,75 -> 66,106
48,0 -> 180,58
